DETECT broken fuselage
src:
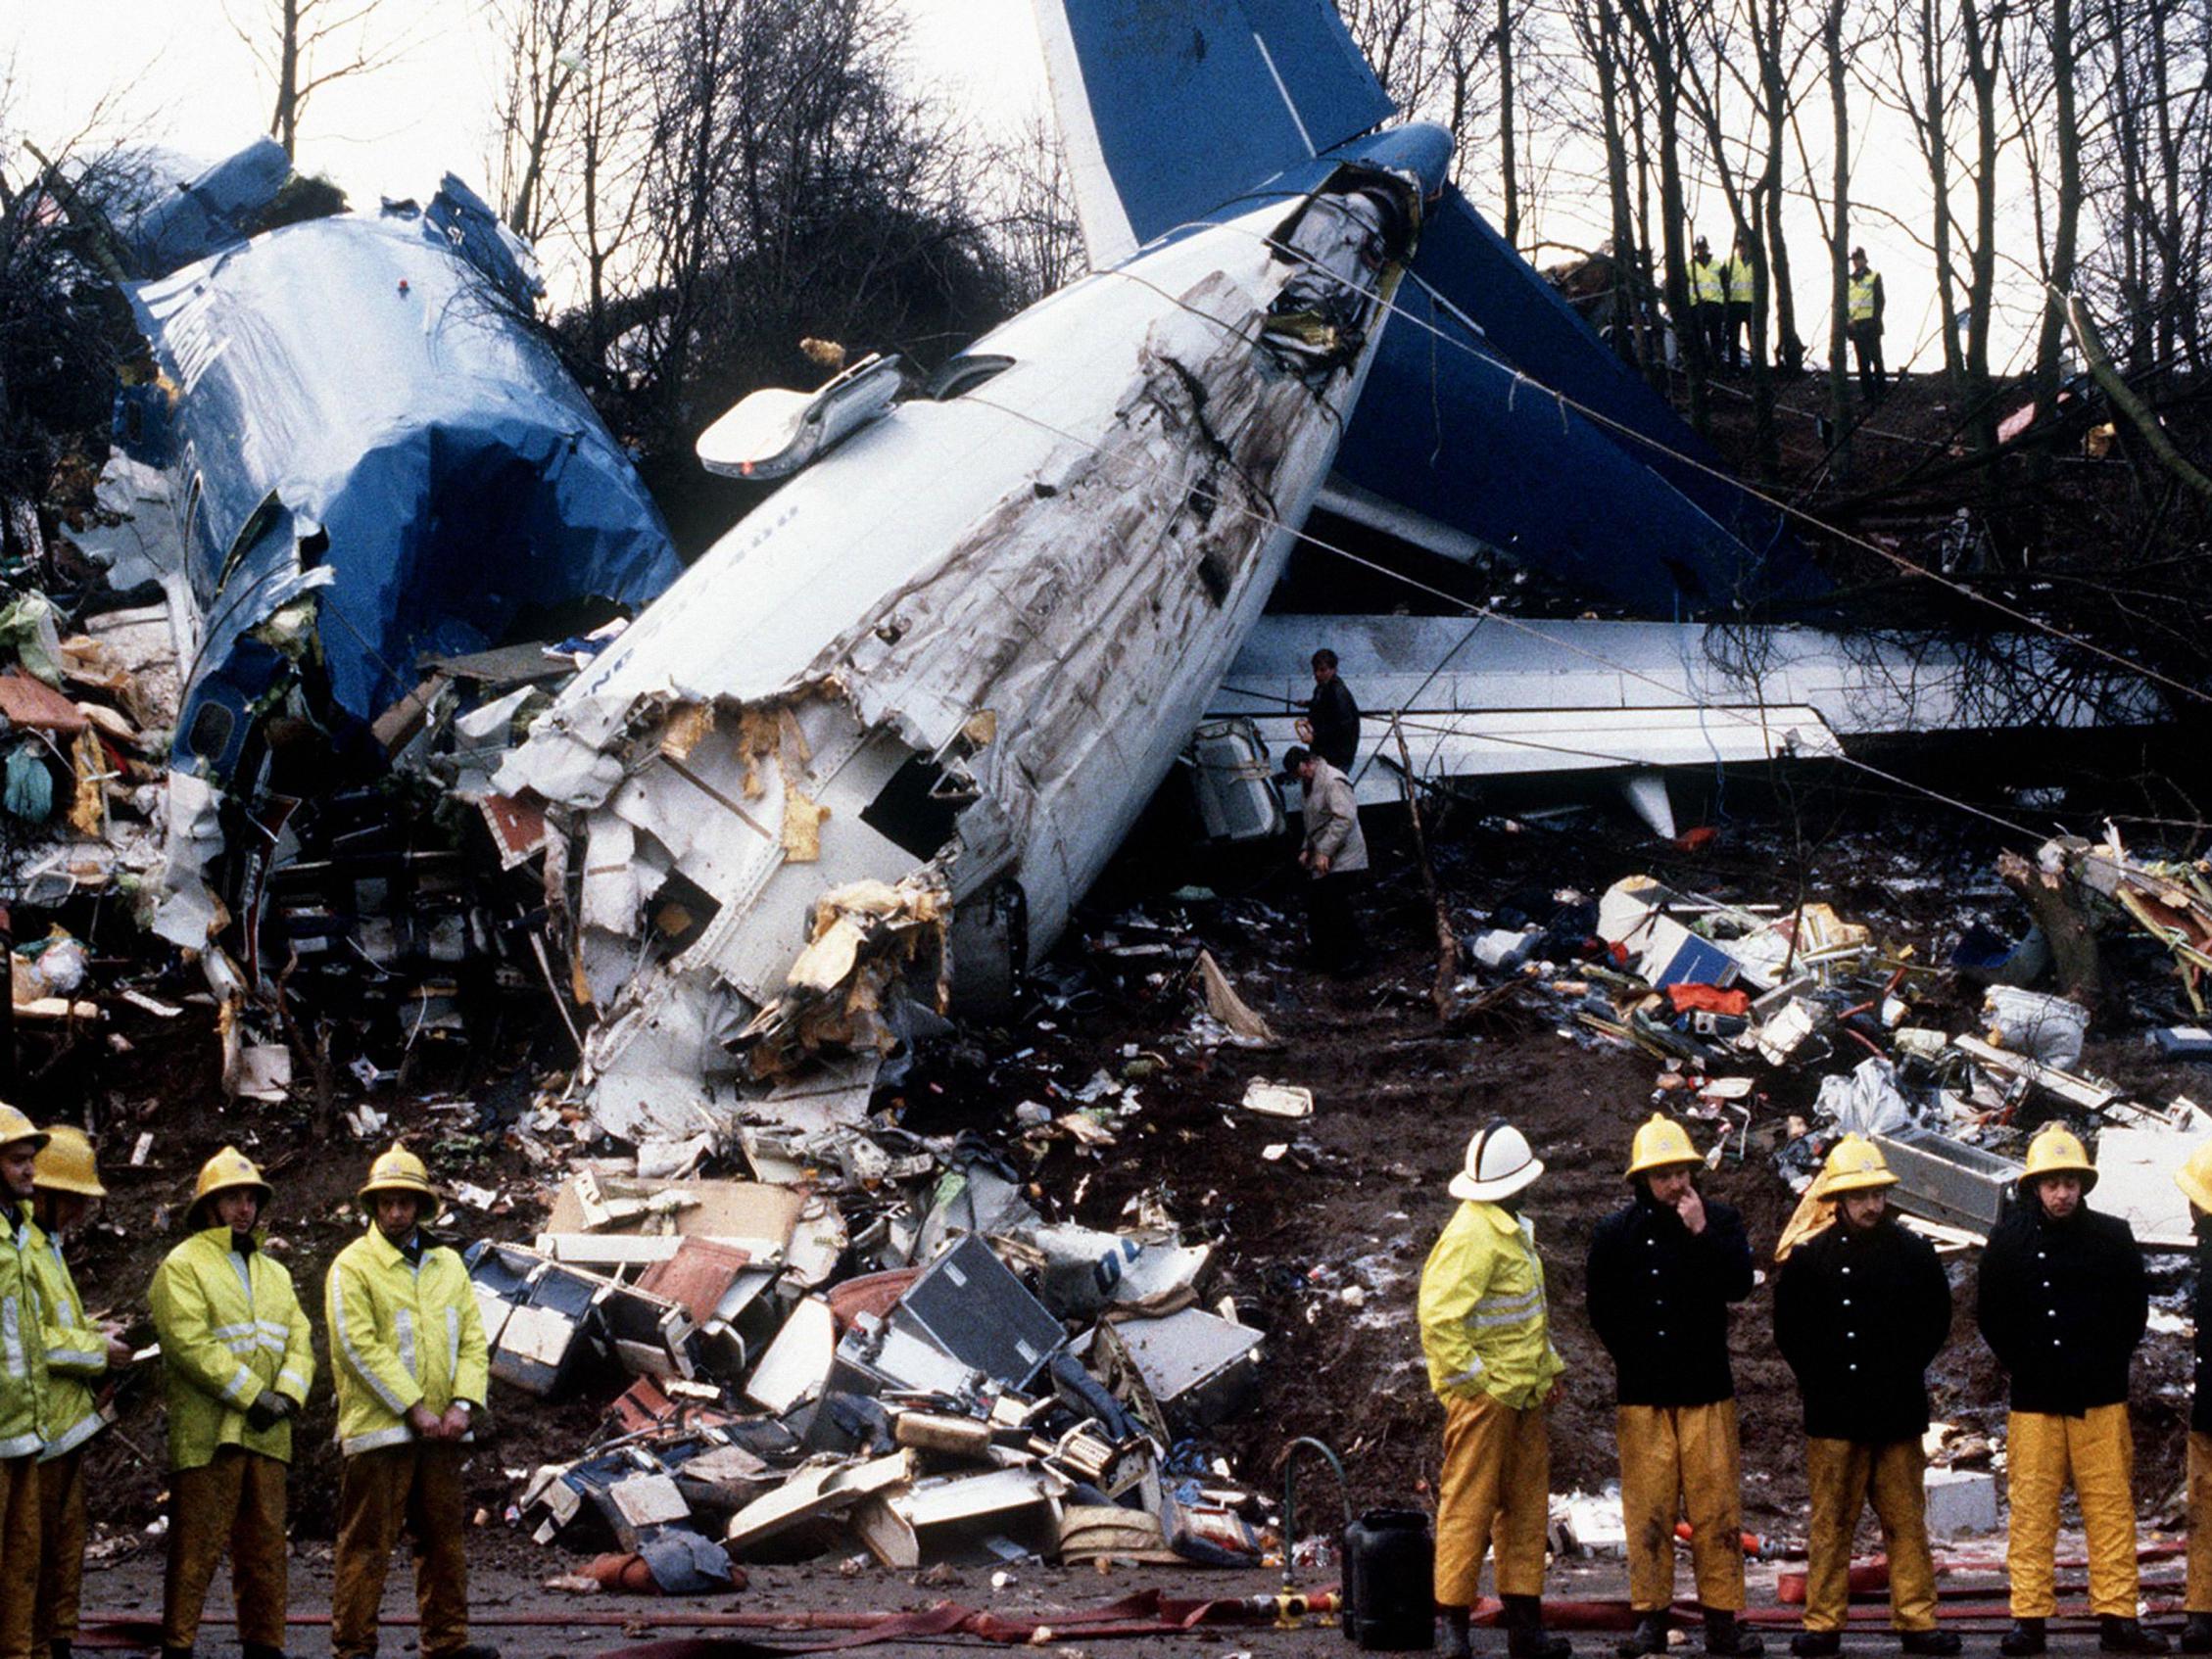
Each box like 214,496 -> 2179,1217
500,145 -> 1442,1141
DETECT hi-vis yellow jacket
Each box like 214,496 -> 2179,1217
325,1226 -> 488,1456
148,1228 -> 313,1470
1419,1201 -> 1565,1410
28,1225 -> 108,1457
0,1205 -> 48,1459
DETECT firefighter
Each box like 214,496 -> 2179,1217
327,1146 -> 497,1659
1587,1114 -> 1759,1658
1847,249 -> 1887,399
1977,1125 -> 2164,1655
1773,1136 -> 1958,1657
2173,1138 -> 2212,1652
149,1149 -> 314,1659
1690,236 -> 1727,367
0,1106 -> 50,1659
28,1128 -> 132,1659
1420,1119 -> 1569,1659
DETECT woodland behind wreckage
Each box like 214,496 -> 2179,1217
5,0 -> 2212,775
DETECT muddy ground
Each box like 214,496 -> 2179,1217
17,771 -> 2212,1623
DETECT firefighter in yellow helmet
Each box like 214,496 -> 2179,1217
1420,1120 -> 1568,1659
0,1105 -> 51,1659
327,1146 -> 496,1659
28,1128 -> 133,1659
149,1149 -> 314,1659
2172,1138 -> 2212,1652
1978,1125 -> 2164,1655
1586,1114 -> 1758,1658
1774,1135 -> 1956,1657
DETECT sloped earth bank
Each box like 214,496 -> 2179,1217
28,780 -> 2210,1640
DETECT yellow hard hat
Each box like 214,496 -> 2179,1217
1625,1114 -> 1701,1181
2176,1138 -> 2212,1215
1819,1133 -> 1899,1197
186,1146 -> 272,1230
2020,1124 -> 2097,1193
357,1144 -> 442,1220
32,1125 -> 105,1198
0,1103 -> 49,1155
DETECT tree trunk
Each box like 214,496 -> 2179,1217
2028,0 -> 2080,476
1960,0 -> 2002,459
273,0 -> 302,159
1497,0 -> 1520,249
1997,851 -> 2106,1014
1824,0 -> 1851,476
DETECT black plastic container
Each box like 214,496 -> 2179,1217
1341,1506 -> 1435,1651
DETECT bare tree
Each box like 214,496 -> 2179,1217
229,0 -> 415,160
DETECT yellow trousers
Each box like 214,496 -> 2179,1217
1618,1401 -> 1746,1613
1803,1440 -> 1938,1632
33,1447 -> 86,1648
0,1455 -> 38,1659
1435,1390 -> 1550,1606
331,1445 -> 471,1659
2006,1405 -> 2139,1619
2185,1430 -> 2212,1612
163,1446 -> 290,1651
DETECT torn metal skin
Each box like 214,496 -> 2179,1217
501,163 -> 1425,1146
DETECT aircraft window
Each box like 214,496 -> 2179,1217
187,701 -> 235,763
926,356 -> 1015,401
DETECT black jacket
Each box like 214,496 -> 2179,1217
1976,1199 -> 2147,1416
1306,678 -> 1362,774
2192,1220 -> 2211,1435
1585,1189 -> 1754,1406
1773,1213 -> 1950,1444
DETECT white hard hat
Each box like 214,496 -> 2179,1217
1449,1120 -> 1544,1203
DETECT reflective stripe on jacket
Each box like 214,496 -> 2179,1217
1690,259 -> 1725,306
1849,271 -> 1881,323
1724,256 -> 1755,305
29,1224 -> 106,1457
326,1227 -> 489,1456
1419,1200 -> 1564,1409
148,1228 -> 313,1470
0,1205 -> 48,1458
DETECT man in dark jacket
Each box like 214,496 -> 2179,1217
1587,1114 -> 1759,1659
2176,1139 -> 2212,1653
1977,1124 -> 2164,1656
1774,1135 -> 1957,1658
1299,648 -> 1362,775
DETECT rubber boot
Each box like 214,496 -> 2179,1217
2101,1618 -> 2171,1655
50,1642 -> 71,1659
241,1644 -> 289,1659
2183,1616 -> 2212,1655
436,1649 -> 503,1659
1706,1611 -> 1762,1657
1442,1607 -> 1473,1659
1504,1594 -> 1572,1659
1789,1635 -> 1841,1658
1619,1613 -> 1670,1658
1900,1632 -> 1962,1656
1999,1619 -> 2047,1657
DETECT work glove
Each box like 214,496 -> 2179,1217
245,1390 -> 292,1431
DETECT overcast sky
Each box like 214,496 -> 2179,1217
4,0 -> 1048,204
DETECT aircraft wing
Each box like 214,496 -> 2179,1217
1034,0 -> 1819,613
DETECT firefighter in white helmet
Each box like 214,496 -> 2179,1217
149,1148 -> 314,1659
1978,1125 -> 2163,1655
27,1126 -> 132,1659
1587,1114 -> 1758,1659
1420,1119 -> 1567,1659
0,1104 -> 51,1659
1774,1135 -> 1956,1658
327,1146 -> 495,1659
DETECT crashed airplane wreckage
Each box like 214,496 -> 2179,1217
495,137 -> 1441,1146
64,141 -> 681,1065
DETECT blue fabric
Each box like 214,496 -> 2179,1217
114,164 -> 682,781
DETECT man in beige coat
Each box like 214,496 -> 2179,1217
1285,744 -> 1370,972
